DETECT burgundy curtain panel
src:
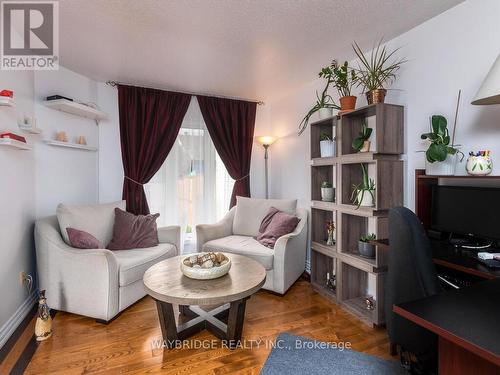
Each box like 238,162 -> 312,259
118,84 -> 191,215
197,95 -> 257,208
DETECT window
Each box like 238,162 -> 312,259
144,98 -> 234,252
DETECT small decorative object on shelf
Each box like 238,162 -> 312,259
351,164 -> 375,208
298,62 -> 340,135
35,290 -> 52,342
76,135 -> 87,145
352,120 -> 372,153
358,233 -> 376,258
321,181 -> 335,202
0,89 -> 13,98
0,132 -> 26,143
326,272 -> 336,292
466,150 -> 493,175
319,133 -> 335,157
19,116 -> 41,134
56,131 -> 68,142
421,114 -> 464,176
326,220 -> 335,246
180,252 -> 231,280
352,39 -> 406,104
365,296 -> 375,310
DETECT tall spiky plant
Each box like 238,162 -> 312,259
352,39 -> 406,92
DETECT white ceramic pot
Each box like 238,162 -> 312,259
321,187 -> 335,202
320,140 -> 335,158
318,107 -> 333,119
466,156 -> 492,175
356,190 -> 374,207
425,153 -> 458,176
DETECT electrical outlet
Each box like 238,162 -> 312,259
19,271 -> 27,286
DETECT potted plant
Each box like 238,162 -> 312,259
421,115 -> 464,175
321,181 -> 335,202
323,60 -> 358,113
320,133 -> 335,157
352,120 -> 373,152
352,39 -> 405,105
358,233 -> 376,258
351,164 -> 375,208
298,64 -> 340,135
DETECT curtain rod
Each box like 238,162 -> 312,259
105,80 -> 265,105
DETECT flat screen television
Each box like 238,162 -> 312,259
431,185 -> 500,242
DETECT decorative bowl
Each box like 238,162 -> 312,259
180,252 -> 231,280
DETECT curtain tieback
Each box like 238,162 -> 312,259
124,176 -> 144,186
235,173 -> 250,182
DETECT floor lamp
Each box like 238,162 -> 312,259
256,136 -> 277,199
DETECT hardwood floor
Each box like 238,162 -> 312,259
24,280 -> 393,374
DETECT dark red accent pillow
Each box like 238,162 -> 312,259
257,207 -> 300,248
66,227 -> 102,249
106,208 -> 160,250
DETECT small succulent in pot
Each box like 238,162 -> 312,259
351,164 -> 375,208
352,39 -> 406,104
358,233 -> 376,258
352,120 -> 373,152
319,132 -> 335,157
321,181 -> 335,202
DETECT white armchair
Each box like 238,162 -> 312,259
34,201 -> 180,322
196,197 -> 308,294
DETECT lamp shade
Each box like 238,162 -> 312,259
471,54 -> 500,105
256,136 -> 277,146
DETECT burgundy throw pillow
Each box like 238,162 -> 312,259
257,207 -> 300,248
107,208 -> 160,250
66,227 -> 102,249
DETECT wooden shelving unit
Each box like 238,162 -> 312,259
309,103 -> 404,326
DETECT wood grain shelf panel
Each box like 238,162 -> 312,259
311,200 -> 388,217
342,296 -> 374,323
310,115 -> 339,127
339,152 -> 400,164
311,281 -> 337,302
311,157 -> 338,166
339,252 -> 387,274
311,241 -> 337,257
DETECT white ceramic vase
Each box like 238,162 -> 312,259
320,140 -> 335,158
318,107 -> 333,119
357,190 -> 374,207
466,156 -> 492,175
321,187 -> 335,202
425,153 -> 458,176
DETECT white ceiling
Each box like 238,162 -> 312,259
59,0 -> 463,102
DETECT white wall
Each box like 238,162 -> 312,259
265,0 -> 500,272
0,66 -> 103,347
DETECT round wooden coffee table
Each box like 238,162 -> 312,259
143,253 -> 266,348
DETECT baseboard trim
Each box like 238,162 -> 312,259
0,290 -> 38,351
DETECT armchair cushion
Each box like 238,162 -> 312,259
66,227 -> 102,249
107,208 -> 160,250
257,207 -> 300,248
232,197 -> 297,237
114,243 -> 176,286
203,235 -> 274,270
57,200 -> 126,246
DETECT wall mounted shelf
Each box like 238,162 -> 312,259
19,125 -> 42,134
43,99 -> 107,121
0,97 -> 14,107
45,140 -> 97,151
0,138 -> 31,150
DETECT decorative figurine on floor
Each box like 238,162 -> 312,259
35,290 -> 52,342
326,220 -> 335,246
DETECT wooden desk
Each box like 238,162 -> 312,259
394,278 -> 500,375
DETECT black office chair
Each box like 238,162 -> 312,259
386,207 -> 441,373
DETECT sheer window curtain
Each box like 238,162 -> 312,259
145,97 -> 234,252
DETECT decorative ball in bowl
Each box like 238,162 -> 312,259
180,252 -> 231,280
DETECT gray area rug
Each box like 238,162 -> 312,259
260,333 -> 407,375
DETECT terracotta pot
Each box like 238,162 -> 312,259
360,140 -> 371,153
366,89 -> 387,105
339,96 -> 357,112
